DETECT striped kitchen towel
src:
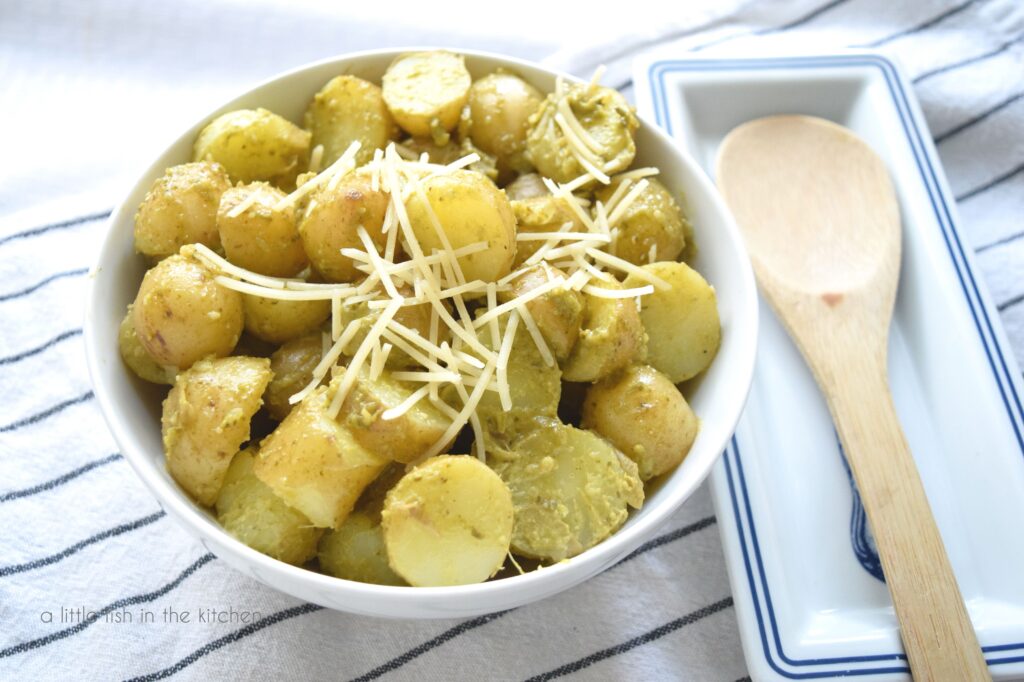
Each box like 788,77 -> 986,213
1,0 -> 1021,679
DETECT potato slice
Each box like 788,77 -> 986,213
133,161 -> 230,260
193,108 -> 311,186
492,416 -> 643,562
318,512 -> 405,585
561,280 -> 646,382
254,380 -> 389,529
216,447 -> 322,565
305,75 -> 397,167
404,169 -> 516,283
339,366 -> 454,464
382,51 -> 471,140
624,262 -> 720,382
582,364 -> 699,480
382,455 -> 513,586
132,249 -> 243,369
162,356 -> 273,506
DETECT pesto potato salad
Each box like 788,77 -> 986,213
121,51 -> 721,587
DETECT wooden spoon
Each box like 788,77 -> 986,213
716,115 -> 989,681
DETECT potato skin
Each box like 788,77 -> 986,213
133,161 -> 230,260
305,75 -> 398,167
499,265 -> 583,361
491,416 -> 643,562
298,172 -> 389,282
335,292 -> 443,368
562,280 -> 647,383
382,51 -> 471,139
382,455 -> 514,586
340,367 -> 453,464
507,176 -> 585,266
216,447 -> 322,565
162,356 -> 273,506
193,108 -> 311,186
318,512 -> 405,585
254,381 -> 389,529
526,82 -> 638,183
118,308 -> 174,384
265,332 -> 323,421
132,251 -> 244,369
467,72 -> 543,176
582,365 -> 699,480
624,262 -> 720,382
217,182 -> 307,277
242,295 -> 330,345
596,177 -> 691,266
405,169 -> 516,282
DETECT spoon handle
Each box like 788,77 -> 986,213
822,354 -> 990,681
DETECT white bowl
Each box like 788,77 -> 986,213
83,47 -> 758,619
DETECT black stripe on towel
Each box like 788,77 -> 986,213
955,160 -> 1024,202
0,210 -> 111,247
0,329 -> 82,366
0,511 -> 165,577
935,90 -> 1024,144
0,391 -> 94,434
0,453 -> 122,503
913,34 -> 1024,83
123,603 -> 324,682
0,268 -> 88,303
0,553 -> 214,658
691,0 -> 853,52
859,0 -> 980,47
978,229 -> 1024,254
524,597 -> 735,681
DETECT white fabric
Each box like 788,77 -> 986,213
1,1 -> 1021,679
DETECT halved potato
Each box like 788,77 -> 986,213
624,262 -> 720,382
265,333 -> 323,421
561,280 -> 646,382
242,295 -> 330,345
133,161 -> 230,260
254,379 -> 389,529
216,447 -> 322,565
305,75 -> 398,167
382,51 -> 471,141
382,455 -> 513,586
162,356 -> 273,506
318,512 -> 405,585
193,108 -> 311,187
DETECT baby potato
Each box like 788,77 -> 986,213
624,262 -> 720,382
499,265 -> 583,361
492,416 -> 643,562
339,366 -> 454,464
405,169 -> 516,282
335,290 -> 445,368
382,455 -> 513,586
467,71 -> 543,176
298,171 -> 389,282
562,280 -> 647,383
506,176 -> 585,266
193,108 -> 311,186
254,379 -> 390,529
242,295 -> 330,345
132,250 -> 244,369
162,356 -> 273,506
401,136 -> 498,181
318,512 -> 405,585
382,51 -> 471,141
582,365 -> 699,480
118,307 -> 174,384
596,176 -> 691,265
526,82 -> 638,183
217,183 -> 307,277
216,447 -> 323,565
265,333 -> 323,421
305,75 -> 398,167
133,161 -> 230,260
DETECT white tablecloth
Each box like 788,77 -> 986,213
1,0 -> 1021,679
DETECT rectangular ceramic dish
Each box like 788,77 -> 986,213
634,51 -> 1024,681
